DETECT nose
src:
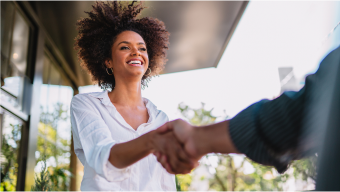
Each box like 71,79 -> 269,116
131,47 -> 141,56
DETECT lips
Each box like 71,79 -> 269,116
126,59 -> 143,65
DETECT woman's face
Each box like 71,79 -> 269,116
107,30 -> 149,81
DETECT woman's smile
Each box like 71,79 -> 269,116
126,58 -> 144,66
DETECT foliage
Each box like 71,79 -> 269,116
178,103 -> 217,126
1,121 -> 21,191
38,102 -> 70,162
34,102 -> 72,191
291,155 -> 317,183
175,175 -> 181,191
243,161 -> 289,191
175,174 -> 192,191
204,153 -> 291,191
208,154 -> 243,191
31,157 -> 51,191
178,103 -> 317,191
48,165 -> 71,191
36,122 -> 69,165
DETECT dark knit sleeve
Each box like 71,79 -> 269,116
229,85 -> 307,173
228,45 -> 340,175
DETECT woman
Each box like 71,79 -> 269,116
71,1 -> 194,191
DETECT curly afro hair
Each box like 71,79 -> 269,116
74,1 -> 170,90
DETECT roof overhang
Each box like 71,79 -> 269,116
31,1 -> 248,87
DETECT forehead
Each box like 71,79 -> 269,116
114,31 -> 145,44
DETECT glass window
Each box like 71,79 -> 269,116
35,54 -> 73,191
1,2 -> 15,74
1,1 -> 30,112
0,108 -> 23,191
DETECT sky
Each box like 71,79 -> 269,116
80,1 -> 339,123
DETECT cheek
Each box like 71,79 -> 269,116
112,52 -> 126,66
144,53 -> 149,65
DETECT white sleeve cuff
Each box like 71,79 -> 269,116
101,142 -> 131,182
104,160 -> 131,182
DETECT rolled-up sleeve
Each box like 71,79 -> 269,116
70,95 -> 131,181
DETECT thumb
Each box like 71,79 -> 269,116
155,122 -> 172,133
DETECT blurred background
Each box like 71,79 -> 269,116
1,1 -> 339,191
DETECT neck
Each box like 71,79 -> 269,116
108,77 -> 144,107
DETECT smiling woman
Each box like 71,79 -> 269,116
74,1 -> 169,91
71,1 -> 195,191
105,31 -> 149,87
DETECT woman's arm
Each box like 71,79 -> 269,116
108,130 -> 156,169
71,95 -> 195,178
109,129 -> 195,174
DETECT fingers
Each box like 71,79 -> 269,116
164,156 -> 175,174
153,129 -> 198,174
156,150 -> 197,174
164,133 -> 196,174
168,146 -> 196,174
155,119 -> 185,134
155,122 -> 172,133
156,153 -> 174,174
176,145 -> 192,163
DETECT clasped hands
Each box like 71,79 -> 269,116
150,119 -> 237,174
150,119 -> 206,174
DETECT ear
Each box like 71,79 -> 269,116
105,59 -> 112,68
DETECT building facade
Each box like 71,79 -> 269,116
1,2 -> 79,190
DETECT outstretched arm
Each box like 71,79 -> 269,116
108,130 -> 157,169
156,46 -> 340,174
155,119 -> 239,173
109,129 -> 195,174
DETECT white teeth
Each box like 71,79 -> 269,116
128,60 -> 142,65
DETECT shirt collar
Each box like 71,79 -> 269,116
142,97 -> 158,123
88,90 -> 158,123
88,90 -> 112,106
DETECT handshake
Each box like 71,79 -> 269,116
150,119 -> 239,174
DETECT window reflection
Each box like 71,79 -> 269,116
35,54 -> 73,191
1,2 -> 15,79
0,108 -> 23,191
10,11 -> 29,77
1,1 -> 30,111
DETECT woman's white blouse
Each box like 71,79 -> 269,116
70,91 -> 176,191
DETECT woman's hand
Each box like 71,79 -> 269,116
155,119 -> 203,160
153,119 -> 239,174
151,130 -> 198,174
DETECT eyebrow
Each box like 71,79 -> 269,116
117,41 -> 145,46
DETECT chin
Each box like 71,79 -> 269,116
127,70 -> 144,78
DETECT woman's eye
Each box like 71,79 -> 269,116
120,46 -> 129,50
139,47 -> 147,51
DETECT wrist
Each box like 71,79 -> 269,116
196,120 -> 235,155
193,126 -> 212,156
146,130 -> 158,153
